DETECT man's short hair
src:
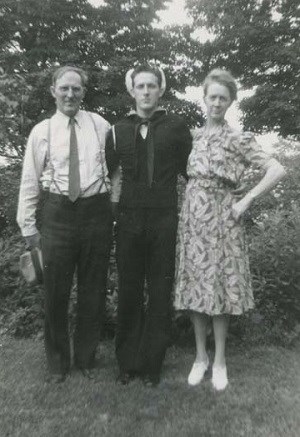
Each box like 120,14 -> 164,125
52,66 -> 88,87
130,65 -> 162,88
203,69 -> 237,101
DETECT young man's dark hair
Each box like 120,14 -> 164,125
130,64 -> 163,87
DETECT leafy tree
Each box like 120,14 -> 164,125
186,0 -> 300,138
0,0 -> 204,160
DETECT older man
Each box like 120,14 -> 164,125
17,66 -> 112,382
106,64 -> 192,386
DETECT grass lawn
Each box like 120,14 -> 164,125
0,335 -> 299,437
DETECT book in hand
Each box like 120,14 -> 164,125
20,247 -> 43,285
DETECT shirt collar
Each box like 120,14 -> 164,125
54,109 -> 83,128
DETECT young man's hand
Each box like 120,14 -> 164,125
25,232 -> 41,250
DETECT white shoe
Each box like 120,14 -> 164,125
188,358 -> 209,386
212,365 -> 228,391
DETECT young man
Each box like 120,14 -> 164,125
17,66 -> 112,382
106,65 -> 192,386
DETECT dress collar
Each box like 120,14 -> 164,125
202,120 -> 228,137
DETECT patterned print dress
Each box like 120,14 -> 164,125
174,122 -> 270,315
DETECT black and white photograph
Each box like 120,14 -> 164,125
0,0 -> 299,435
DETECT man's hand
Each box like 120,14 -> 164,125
25,232 -> 41,251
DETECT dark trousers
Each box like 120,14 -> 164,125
116,207 -> 178,377
41,192 -> 112,375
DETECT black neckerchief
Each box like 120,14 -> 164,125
129,110 -> 166,186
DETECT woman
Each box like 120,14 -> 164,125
174,69 -> 286,391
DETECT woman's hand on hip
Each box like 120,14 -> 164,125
232,196 -> 252,221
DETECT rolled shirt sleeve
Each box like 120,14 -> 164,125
17,123 -> 47,237
106,127 -> 122,203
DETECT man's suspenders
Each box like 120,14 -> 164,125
45,114 -> 110,195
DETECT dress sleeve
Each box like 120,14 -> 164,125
240,132 -> 271,169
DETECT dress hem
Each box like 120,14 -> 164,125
174,305 -> 254,316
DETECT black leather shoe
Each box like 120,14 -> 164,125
116,372 -> 135,385
142,374 -> 160,388
46,373 -> 67,384
80,368 -> 96,380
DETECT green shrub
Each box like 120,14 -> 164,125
0,163 -> 22,234
246,205 -> 300,343
0,232 -> 44,336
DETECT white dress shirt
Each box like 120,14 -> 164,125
17,109 -> 111,237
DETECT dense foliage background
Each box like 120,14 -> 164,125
0,0 -> 299,344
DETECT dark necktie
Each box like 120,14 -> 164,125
68,117 -> 80,202
140,121 -> 154,187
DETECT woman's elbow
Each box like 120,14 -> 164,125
275,161 -> 286,179
267,158 -> 286,180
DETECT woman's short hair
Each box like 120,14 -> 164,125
52,66 -> 88,87
203,69 -> 237,101
131,65 -> 162,87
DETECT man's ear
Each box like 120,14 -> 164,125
159,88 -> 164,98
50,86 -> 56,98
129,88 -> 135,98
